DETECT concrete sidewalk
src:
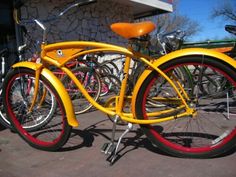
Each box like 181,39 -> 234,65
0,111 -> 235,177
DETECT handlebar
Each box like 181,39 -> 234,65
14,0 -> 97,43
15,0 -> 96,24
59,0 -> 96,16
162,30 -> 184,39
225,25 -> 236,36
149,30 -> 185,56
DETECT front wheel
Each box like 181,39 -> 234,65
2,67 -> 72,151
134,56 -> 236,158
0,86 -> 11,129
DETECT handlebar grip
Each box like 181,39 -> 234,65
59,0 -> 97,17
225,25 -> 236,35
76,0 -> 97,6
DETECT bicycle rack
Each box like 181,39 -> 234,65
101,115 -> 133,165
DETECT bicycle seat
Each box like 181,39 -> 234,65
110,21 -> 156,39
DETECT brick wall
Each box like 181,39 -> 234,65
20,0 -> 133,48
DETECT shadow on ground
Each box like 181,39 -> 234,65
59,119 -> 236,164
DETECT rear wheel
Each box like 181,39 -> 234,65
135,56 -> 236,158
2,68 -> 71,151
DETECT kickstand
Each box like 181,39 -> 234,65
101,116 -> 133,165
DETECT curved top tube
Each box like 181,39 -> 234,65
41,41 -> 134,66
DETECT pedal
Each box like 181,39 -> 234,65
107,152 -> 119,165
101,142 -> 116,155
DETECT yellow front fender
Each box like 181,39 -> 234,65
131,48 -> 236,116
12,61 -> 79,127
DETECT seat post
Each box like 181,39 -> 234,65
116,44 -> 132,115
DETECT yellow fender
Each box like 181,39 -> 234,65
131,48 -> 236,116
12,61 -> 79,127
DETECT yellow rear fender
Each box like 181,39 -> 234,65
131,48 -> 236,116
12,62 -> 79,127
152,48 -> 236,68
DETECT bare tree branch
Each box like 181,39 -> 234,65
211,0 -> 236,22
151,12 -> 200,40
138,0 -> 200,40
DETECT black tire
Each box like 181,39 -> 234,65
62,66 -> 101,114
135,56 -> 236,158
100,60 -> 119,76
2,67 -> 71,151
193,66 -> 230,98
0,85 -> 11,129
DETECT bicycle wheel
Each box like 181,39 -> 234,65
193,66 -> 230,98
0,85 -> 10,128
62,66 -> 101,114
100,74 -> 121,97
134,56 -> 236,158
2,68 -> 71,151
100,60 -> 119,76
0,73 -> 58,131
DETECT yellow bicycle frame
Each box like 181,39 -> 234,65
41,41 -> 194,125
13,41 -> 236,127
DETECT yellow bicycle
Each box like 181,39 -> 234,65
2,0 -> 236,163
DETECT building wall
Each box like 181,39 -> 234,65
20,0 -> 133,49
